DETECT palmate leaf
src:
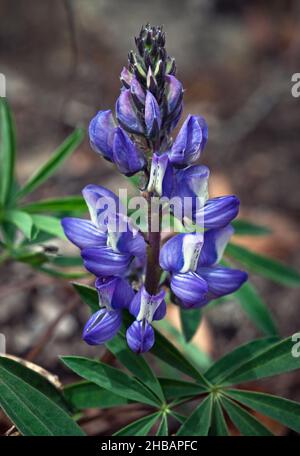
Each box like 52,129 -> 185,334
16,128 -> 84,200
221,395 -> 273,436
220,335 -> 300,385
180,307 -> 202,342
226,242 -> 300,287
176,394 -> 213,436
232,219 -> 271,236
3,210 -> 33,239
61,356 -> 160,407
205,337 -> 278,384
0,98 -> 16,205
0,357 -> 84,436
233,282 -> 278,336
209,398 -> 229,436
106,332 -> 165,403
114,412 -> 160,436
22,196 -> 86,214
63,381 -> 131,410
226,389 -> 300,433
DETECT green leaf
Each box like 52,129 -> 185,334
4,210 -> 33,239
156,414 -> 168,436
72,283 -> 98,313
50,256 -> 83,268
209,399 -> 229,436
156,319 -> 212,372
151,326 -> 210,388
226,243 -> 300,287
226,389 -> 300,433
16,128 -> 84,200
31,214 -> 66,239
36,266 -> 87,280
232,220 -> 271,236
63,381 -> 131,410
176,394 -> 213,436
106,332 -> 164,403
180,307 -> 202,342
0,98 -> 16,205
0,357 -> 85,436
205,337 -> 278,384
221,395 -> 273,436
22,196 -> 86,214
234,282 -> 278,336
61,356 -> 160,407
171,412 -> 187,424
0,357 -> 70,413
221,335 -> 300,385
114,412 -> 160,436
159,378 -> 206,401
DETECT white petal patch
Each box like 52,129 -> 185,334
137,288 -> 165,323
180,233 -> 204,273
147,155 -> 169,196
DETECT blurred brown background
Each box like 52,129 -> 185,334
0,0 -> 300,434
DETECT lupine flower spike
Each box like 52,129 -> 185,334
62,24 -> 247,353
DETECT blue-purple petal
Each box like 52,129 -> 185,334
83,308 -> 122,345
61,217 -> 106,249
198,225 -> 234,267
145,91 -> 161,138
95,276 -> 134,310
169,115 -> 204,166
198,266 -> 248,299
126,320 -> 155,353
200,196 -> 240,229
116,89 -> 144,134
171,271 -> 209,308
82,246 -> 132,277
113,127 -> 146,176
88,110 -> 116,161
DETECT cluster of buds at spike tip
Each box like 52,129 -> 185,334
62,25 -> 248,354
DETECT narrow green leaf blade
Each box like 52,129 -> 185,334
226,243 -> 300,287
63,381 -> 131,410
72,283 -> 98,313
234,282 -> 278,336
205,337 -> 278,384
22,196 -> 86,214
114,412 -> 160,436
0,358 -> 84,436
16,128 -> 84,199
180,307 -> 202,342
232,220 -> 271,236
31,214 -> 66,239
209,399 -> 229,436
159,378 -> 206,401
4,210 -> 33,239
61,356 -> 160,407
0,357 -> 70,413
106,333 -> 164,403
221,335 -> 300,385
176,394 -> 213,436
221,395 -> 273,436
226,389 -> 300,433
0,98 -> 16,205
156,414 -> 168,436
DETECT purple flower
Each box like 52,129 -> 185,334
160,226 -> 247,308
116,89 -> 144,135
61,185 -> 146,278
164,75 -> 183,116
145,91 -> 161,138
113,127 -> 147,176
169,114 -> 208,166
88,110 -> 116,161
126,287 -> 166,353
201,195 -> 240,229
83,308 -> 122,345
147,152 -> 174,197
